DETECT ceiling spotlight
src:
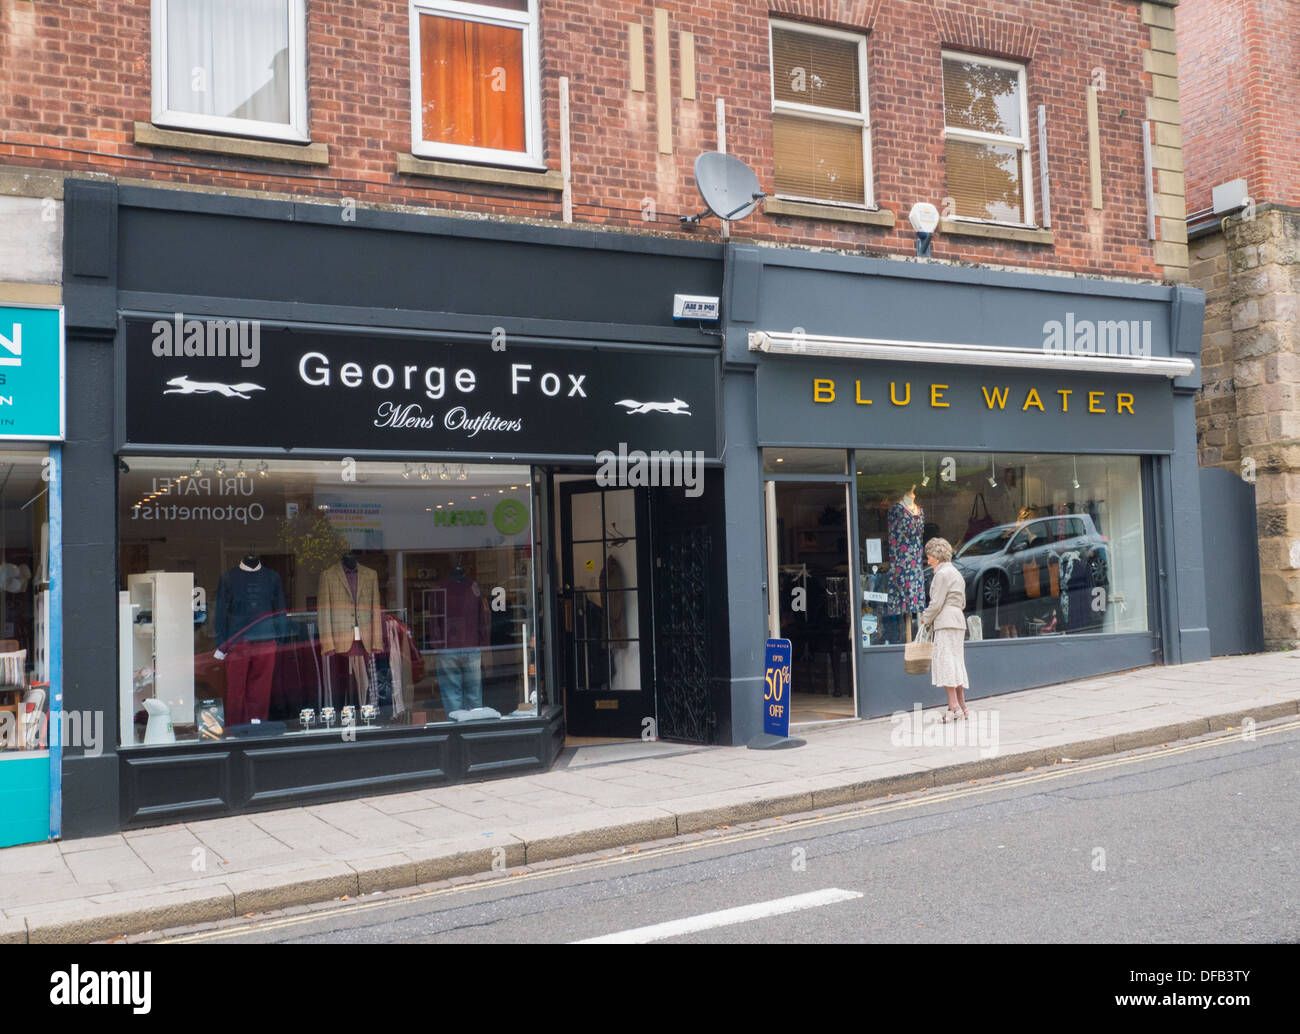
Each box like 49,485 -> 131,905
988,454 -> 998,488
192,459 -> 203,476
437,465 -> 449,481
402,465 -> 412,481
256,461 -> 269,478
456,464 -> 468,481
214,459 -> 226,476
423,465 -> 435,481
1072,455 -> 1081,491
920,455 -> 930,487
236,461 -> 247,478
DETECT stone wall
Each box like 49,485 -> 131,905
1194,206 -> 1300,647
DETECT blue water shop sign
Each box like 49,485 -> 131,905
763,637 -> 792,737
0,304 -> 65,440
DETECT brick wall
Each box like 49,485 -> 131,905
1179,0 -> 1300,212
1,0 -> 1179,280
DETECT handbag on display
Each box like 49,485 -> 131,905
1023,557 -> 1042,598
965,493 -> 996,541
903,623 -> 932,676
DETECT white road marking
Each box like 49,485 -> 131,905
573,888 -> 863,944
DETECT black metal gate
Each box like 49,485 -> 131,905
652,526 -> 716,743
1199,466 -> 1264,656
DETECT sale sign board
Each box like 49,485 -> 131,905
763,638 -> 792,738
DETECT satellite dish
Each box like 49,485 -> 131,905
682,152 -> 766,224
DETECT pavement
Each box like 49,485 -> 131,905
2,650 -> 1299,944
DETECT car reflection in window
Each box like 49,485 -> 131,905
953,515 -> 1111,637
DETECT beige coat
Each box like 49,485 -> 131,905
317,562 -> 384,655
921,561 -> 967,632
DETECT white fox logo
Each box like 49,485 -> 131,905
615,398 -> 692,416
164,375 -> 265,400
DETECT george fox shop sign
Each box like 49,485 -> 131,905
124,319 -> 718,458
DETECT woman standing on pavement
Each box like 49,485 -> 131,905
921,537 -> 970,720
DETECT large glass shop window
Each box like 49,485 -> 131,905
855,451 -> 1148,645
117,458 -> 536,745
0,451 -> 52,755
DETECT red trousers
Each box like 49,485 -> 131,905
225,640 -> 278,725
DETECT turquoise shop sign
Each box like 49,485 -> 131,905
0,304 -> 65,440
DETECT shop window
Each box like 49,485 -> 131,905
410,0 -> 542,168
941,51 -> 1034,225
769,21 -> 872,207
117,458 -> 537,746
151,0 -> 309,142
855,451 -> 1147,646
0,451 -> 52,756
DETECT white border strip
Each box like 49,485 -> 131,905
1038,104 -> 1051,229
574,888 -> 863,944
1142,119 -> 1157,241
749,331 -> 1194,378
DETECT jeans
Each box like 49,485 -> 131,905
436,648 -> 482,713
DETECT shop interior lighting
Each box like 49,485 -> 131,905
921,455 -> 929,487
436,465 -> 448,481
192,459 -> 203,476
747,331 -> 1196,378
1072,456 -> 1081,490
456,464 -> 468,481
256,462 -> 269,478
988,455 -> 998,488
402,465 -> 412,480
236,461 -> 247,478
214,460 -> 226,476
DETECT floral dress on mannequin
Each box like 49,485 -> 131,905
886,499 -> 927,615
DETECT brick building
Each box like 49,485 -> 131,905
1179,0 -> 1300,648
2,0 -> 1191,280
0,0 -> 1211,845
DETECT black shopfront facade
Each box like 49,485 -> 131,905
61,181 -> 727,836
719,245 -> 1212,735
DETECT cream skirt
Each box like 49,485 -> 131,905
931,628 -> 969,689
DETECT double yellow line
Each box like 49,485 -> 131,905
165,719 -> 1299,943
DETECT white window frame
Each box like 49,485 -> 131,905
941,49 -> 1035,227
769,19 -> 873,209
151,0 -> 310,143
409,0 -> 543,170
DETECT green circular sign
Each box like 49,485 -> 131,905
494,499 -> 529,536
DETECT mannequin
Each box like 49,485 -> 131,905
214,552 -> 285,725
886,486 -> 926,641
317,551 -> 384,711
438,553 -> 488,714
